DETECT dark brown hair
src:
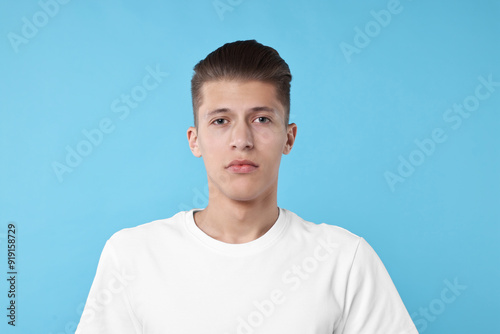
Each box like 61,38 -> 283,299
191,40 -> 292,129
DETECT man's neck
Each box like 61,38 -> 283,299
193,197 -> 279,244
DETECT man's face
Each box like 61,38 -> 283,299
187,80 -> 297,202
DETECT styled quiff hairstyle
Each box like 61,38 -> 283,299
191,39 -> 292,130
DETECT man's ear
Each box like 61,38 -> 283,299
187,126 -> 202,157
283,123 -> 297,155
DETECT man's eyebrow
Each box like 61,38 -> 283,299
204,106 -> 278,119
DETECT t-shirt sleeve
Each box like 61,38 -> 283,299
75,236 -> 141,334
336,237 -> 418,334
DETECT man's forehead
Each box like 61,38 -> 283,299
197,80 -> 286,121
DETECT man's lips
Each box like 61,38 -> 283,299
226,164 -> 258,173
226,159 -> 258,168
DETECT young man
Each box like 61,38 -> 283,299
76,40 -> 418,333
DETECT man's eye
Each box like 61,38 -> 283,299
212,117 -> 270,125
255,117 -> 271,123
213,119 -> 227,125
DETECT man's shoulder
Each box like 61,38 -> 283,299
108,210 -> 188,245
284,208 -> 362,246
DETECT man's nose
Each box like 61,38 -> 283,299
230,121 -> 254,150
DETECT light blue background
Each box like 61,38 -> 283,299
1,0 -> 499,333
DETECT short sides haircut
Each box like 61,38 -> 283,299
191,40 -> 292,129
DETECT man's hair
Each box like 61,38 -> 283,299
191,39 -> 292,129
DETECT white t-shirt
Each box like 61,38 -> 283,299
75,207 -> 418,334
